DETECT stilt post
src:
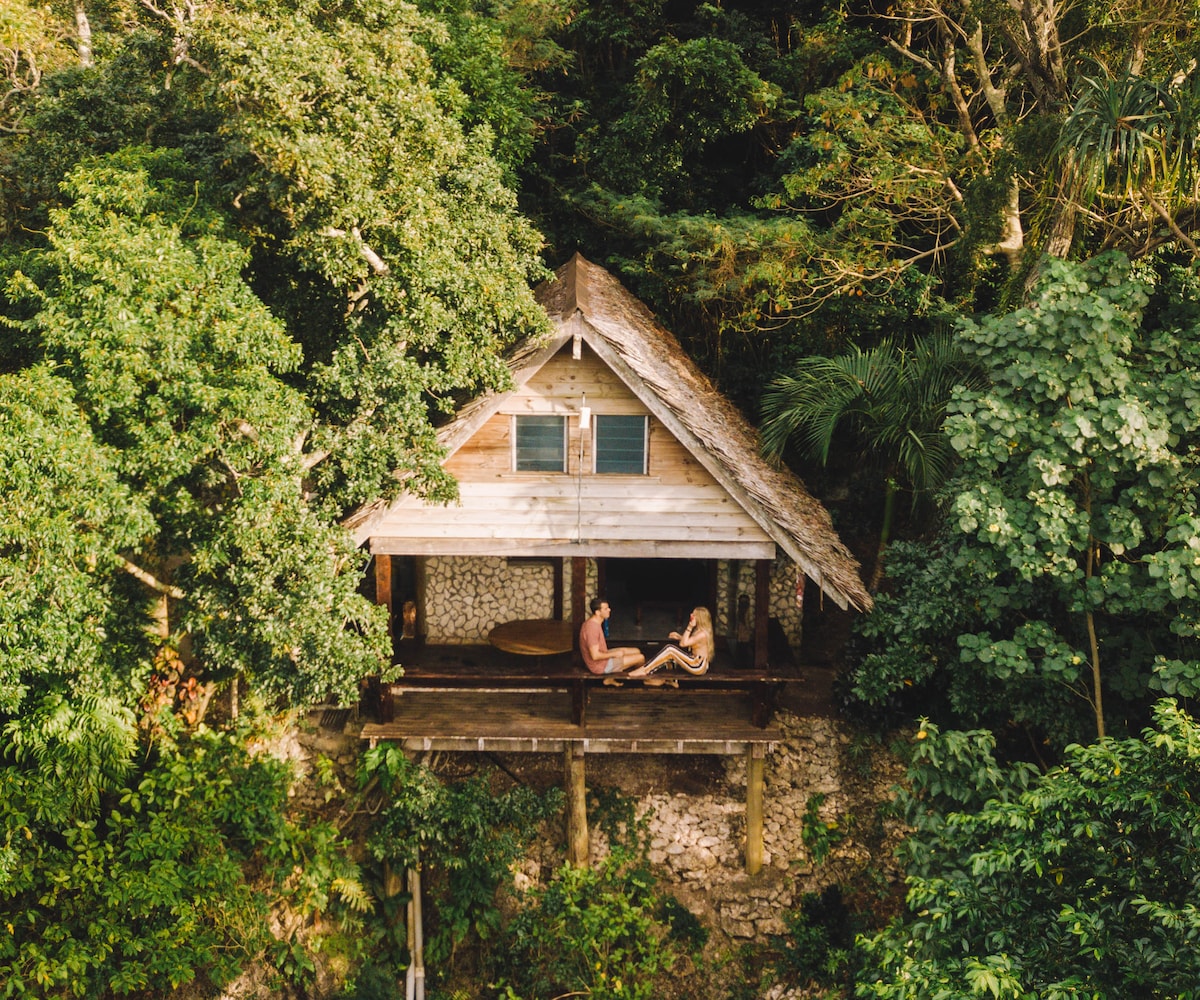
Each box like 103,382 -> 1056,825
565,742 -> 589,867
745,743 -> 766,875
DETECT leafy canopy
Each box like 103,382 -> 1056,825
850,253 -> 1200,744
857,702 -> 1200,1000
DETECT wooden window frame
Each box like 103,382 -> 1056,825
513,414 -> 567,472
592,414 -> 648,475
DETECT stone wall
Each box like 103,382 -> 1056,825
422,555 -> 556,643
718,556 -> 805,647
628,713 -> 902,943
420,553 -> 803,649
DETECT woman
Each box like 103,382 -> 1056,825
629,607 -> 713,679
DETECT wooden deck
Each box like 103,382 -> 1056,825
360,687 -> 780,753
361,637 -> 797,752
360,640 -> 794,873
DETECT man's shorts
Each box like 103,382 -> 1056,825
603,657 -> 621,674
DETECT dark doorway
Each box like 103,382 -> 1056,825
599,558 -> 713,641
391,555 -> 420,643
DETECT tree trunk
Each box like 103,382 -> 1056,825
868,479 -> 898,593
75,4 -> 93,67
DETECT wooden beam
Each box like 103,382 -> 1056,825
565,743 -> 589,867
754,559 -> 770,670
745,743 -> 766,875
552,556 -> 564,620
370,537 -> 776,559
374,554 -> 394,641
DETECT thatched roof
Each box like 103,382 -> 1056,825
348,254 -> 872,612
541,254 -> 870,612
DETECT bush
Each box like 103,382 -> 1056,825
0,722 -> 369,996
361,744 -> 562,977
496,851 -> 678,1000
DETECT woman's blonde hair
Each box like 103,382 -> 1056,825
692,606 -> 715,665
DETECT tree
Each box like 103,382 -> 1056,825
5,149 -> 389,711
856,702 -> 1200,999
1058,68 -> 1200,258
0,0 -> 551,718
849,253 -> 1200,743
760,331 -> 985,589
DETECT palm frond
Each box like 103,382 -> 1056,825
761,331 -> 985,501
1059,73 -> 1170,202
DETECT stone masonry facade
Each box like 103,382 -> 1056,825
420,555 -> 802,646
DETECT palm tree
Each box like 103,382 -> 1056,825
1056,68 -> 1200,256
760,331 -> 984,590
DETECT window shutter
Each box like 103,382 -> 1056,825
595,415 -> 647,474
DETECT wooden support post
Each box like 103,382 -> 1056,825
726,558 -> 740,647
375,553 -> 394,640
407,863 -> 425,1000
571,556 -> 587,665
553,556 -> 565,620
565,743 -> 589,867
745,744 -> 766,875
754,559 -> 770,670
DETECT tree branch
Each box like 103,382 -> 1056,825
119,556 -> 186,600
1144,190 -> 1200,255
322,226 -> 390,275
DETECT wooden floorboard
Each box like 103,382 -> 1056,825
361,688 -> 779,754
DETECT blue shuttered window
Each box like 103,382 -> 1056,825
595,415 -> 647,474
514,415 -> 566,471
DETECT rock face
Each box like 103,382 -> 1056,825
616,713 -> 905,942
242,705 -> 905,1000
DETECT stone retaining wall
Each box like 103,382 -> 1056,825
281,710 -> 903,960
420,554 -> 802,648
422,555 -> 588,644
611,713 -> 903,943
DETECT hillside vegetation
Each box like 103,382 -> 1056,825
3,1 -> 1200,997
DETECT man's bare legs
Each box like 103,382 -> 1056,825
613,647 -> 645,670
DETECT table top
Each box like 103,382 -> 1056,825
488,619 -> 575,656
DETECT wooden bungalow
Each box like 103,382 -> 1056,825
349,253 -> 870,871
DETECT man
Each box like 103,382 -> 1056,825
580,597 -> 644,680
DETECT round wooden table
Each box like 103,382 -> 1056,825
488,619 -> 574,656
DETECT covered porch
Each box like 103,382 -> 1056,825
371,550 -> 792,673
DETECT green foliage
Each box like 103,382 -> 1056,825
857,702 -> 1200,999
773,888 -> 854,990
0,723 -> 369,996
761,332 -> 982,494
0,362 -> 153,712
496,852 -> 678,1000
492,789 -> 702,1000
586,34 -> 780,205
5,148 -> 390,707
361,744 -> 561,971
800,792 -> 846,867
849,253 -> 1200,743
413,0 -> 571,179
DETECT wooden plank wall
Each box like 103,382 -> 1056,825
371,344 -> 773,551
